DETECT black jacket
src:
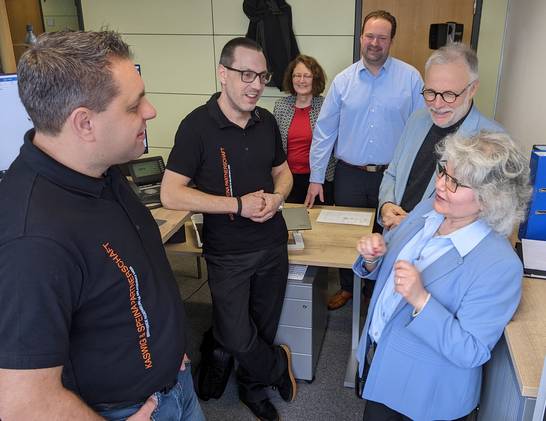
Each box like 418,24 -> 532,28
244,0 -> 300,90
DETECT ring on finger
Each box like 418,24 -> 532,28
396,278 -> 401,285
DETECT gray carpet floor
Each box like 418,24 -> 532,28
167,253 -> 366,421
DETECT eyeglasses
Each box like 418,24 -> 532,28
436,161 -> 470,193
223,65 -> 272,84
363,33 -> 390,43
292,73 -> 313,80
421,81 -> 474,104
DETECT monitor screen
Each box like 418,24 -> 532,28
0,74 -> 33,173
132,159 -> 162,178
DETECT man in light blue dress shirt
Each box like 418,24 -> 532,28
304,10 -> 425,310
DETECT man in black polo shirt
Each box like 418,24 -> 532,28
161,37 -> 295,421
0,31 -> 203,420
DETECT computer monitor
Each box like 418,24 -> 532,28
0,74 -> 33,174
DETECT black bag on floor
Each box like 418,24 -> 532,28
195,328 -> 234,400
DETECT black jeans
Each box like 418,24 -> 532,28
363,400 -> 477,421
205,243 -> 288,402
334,160 -> 383,293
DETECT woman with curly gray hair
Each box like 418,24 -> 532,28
352,131 -> 531,420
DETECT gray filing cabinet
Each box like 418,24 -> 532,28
274,266 -> 328,381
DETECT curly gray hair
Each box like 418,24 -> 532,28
436,131 -> 532,236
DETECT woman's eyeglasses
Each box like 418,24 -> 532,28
436,161 -> 471,193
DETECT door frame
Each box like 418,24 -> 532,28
353,0 -> 483,62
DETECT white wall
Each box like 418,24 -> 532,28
81,0 -> 355,161
495,0 -> 546,154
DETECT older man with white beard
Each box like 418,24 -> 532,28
378,42 -> 504,230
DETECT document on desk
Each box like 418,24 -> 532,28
288,264 -> 308,280
316,210 -> 372,226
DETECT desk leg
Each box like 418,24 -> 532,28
343,273 -> 361,388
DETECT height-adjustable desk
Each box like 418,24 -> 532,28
165,204 -> 374,385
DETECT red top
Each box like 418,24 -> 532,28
286,106 -> 312,174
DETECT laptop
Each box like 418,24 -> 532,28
282,207 -> 312,231
127,156 -> 165,206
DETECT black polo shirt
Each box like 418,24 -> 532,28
0,131 -> 188,407
167,93 -> 288,255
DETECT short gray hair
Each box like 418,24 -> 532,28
17,30 -> 131,135
436,131 -> 531,236
425,42 -> 478,82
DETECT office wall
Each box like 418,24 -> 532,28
40,0 -> 79,32
495,0 -> 546,154
474,0 -> 509,119
81,0 -> 355,161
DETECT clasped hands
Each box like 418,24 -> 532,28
357,233 -> 429,311
240,189 -> 283,223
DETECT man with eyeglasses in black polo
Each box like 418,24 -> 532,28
161,37 -> 295,421
378,42 -> 505,230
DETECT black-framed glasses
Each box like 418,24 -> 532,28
421,81 -> 474,103
223,65 -> 272,84
436,161 -> 470,193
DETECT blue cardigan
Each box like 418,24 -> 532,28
378,106 -> 504,225
353,198 -> 522,420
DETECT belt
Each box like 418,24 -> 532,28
339,160 -> 388,173
92,378 -> 177,412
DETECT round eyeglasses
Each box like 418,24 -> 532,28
421,81 -> 474,104
223,65 -> 272,84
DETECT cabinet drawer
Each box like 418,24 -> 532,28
278,298 -> 312,327
275,325 -> 312,354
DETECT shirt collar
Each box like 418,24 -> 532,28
20,129 -> 112,198
422,209 -> 492,257
206,92 -> 262,129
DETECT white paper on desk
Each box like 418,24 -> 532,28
288,264 -> 308,280
522,238 -> 546,271
316,209 -> 372,226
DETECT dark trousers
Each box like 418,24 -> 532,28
205,243 -> 288,402
363,400 -> 476,421
288,172 -> 334,205
334,160 -> 383,292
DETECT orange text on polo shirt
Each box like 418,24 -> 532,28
102,242 -> 153,369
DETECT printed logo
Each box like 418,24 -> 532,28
102,242 -> 153,369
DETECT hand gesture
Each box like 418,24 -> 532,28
250,192 -> 283,223
126,395 -> 157,421
356,233 -> 387,262
304,183 -> 324,208
240,190 -> 266,219
394,260 -> 429,311
381,203 -> 407,230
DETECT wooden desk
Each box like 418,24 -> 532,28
506,278 -> 546,398
150,207 -> 190,244
165,204 -> 374,387
479,277 -> 546,420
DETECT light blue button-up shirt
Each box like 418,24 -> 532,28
309,57 -> 424,183
368,210 -> 492,343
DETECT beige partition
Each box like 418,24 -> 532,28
81,0 -> 355,155
495,0 -> 546,154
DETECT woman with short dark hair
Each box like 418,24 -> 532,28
273,55 -> 335,204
